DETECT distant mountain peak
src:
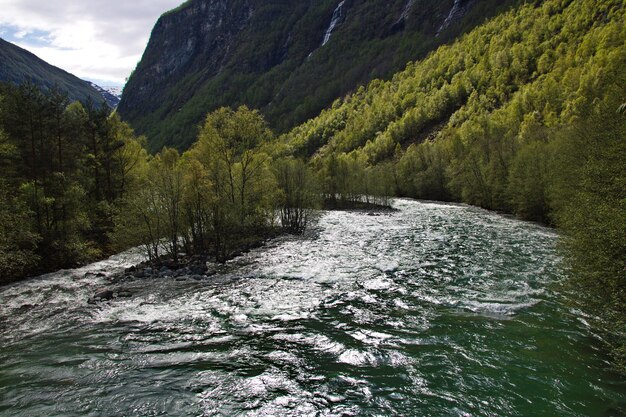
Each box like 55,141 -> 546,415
85,81 -> 121,108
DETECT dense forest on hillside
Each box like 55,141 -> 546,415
281,0 -> 625,369
0,0 -> 624,371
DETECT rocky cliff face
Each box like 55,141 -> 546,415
437,0 -> 476,35
121,0 -> 252,114
118,0 -> 519,151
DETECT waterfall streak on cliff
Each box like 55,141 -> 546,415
437,0 -> 463,35
322,1 -> 346,46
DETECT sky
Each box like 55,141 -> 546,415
0,0 -> 184,87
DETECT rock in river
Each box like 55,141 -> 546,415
88,288 -> 114,304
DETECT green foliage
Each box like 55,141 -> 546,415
507,141 -> 550,222
0,82 -> 145,281
0,181 -> 40,283
188,106 -> 278,260
273,158 -> 320,232
113,106 -> 284,263
150,148 -> 185,261
549,101 -> 626,371
397,141 -> 450,201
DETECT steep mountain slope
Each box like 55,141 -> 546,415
284,0 -> 625,183
0,38 -> 111,107
118,0 -> 520,152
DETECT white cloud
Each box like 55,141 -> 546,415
14,30 -> 29,39
0,0 -> 184,86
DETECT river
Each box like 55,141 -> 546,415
1,199 -> 625,416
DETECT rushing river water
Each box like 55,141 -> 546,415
1,199 -> 625,416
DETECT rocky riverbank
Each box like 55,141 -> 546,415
86,232 -> 280,304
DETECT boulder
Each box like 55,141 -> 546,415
189,264 -> 206,275
174,268 -> 189,277
116,291 -> 133,298
88,288 -> 114,304
94,288 -> 114,300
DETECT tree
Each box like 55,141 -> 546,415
0,181 -> 40,283
195,106 -> 272,223
152,148 -> 185,262
180,158 -> 214,254
188,106 -> 278,261
83,97 -> 111,202
274,158 -> 319,233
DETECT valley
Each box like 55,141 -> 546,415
0,0 -> 624,414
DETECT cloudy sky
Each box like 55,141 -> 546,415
0,0 -> 184,87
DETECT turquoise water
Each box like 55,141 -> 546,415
1,199 -> 625,416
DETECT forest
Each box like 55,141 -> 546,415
0,0 -> 624,371
0,82 -> 144,280
0,92 -> 323,280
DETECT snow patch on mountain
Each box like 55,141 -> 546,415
86,81 -> 122,108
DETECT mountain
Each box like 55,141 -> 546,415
0,37 -> 110,107
86,81 -> 121,108
118,0 -> 521,152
